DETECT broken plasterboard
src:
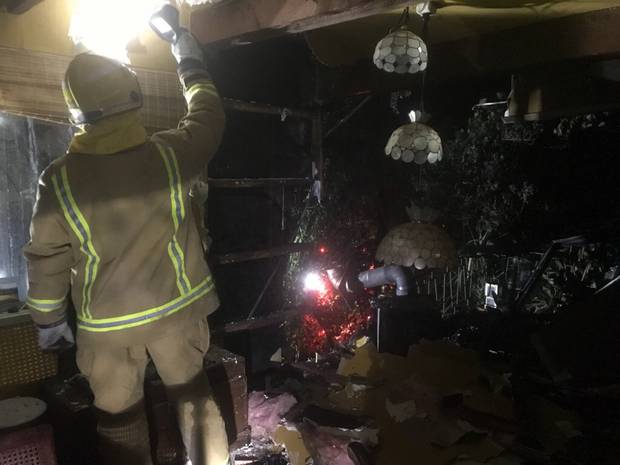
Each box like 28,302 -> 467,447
273,424 -> 313,465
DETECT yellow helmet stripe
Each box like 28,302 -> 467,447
52,166 -> 100,319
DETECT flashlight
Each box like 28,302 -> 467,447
149,4 -> 181,43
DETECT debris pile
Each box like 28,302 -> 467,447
238,336 -> 593,465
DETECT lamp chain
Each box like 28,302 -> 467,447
419,12 -> 431,113
392,6 -> 410,32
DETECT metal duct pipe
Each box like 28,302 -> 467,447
358,265 -> 409,296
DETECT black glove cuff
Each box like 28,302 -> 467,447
37,316 -> 67,329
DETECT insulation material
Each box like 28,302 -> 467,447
302,428 -> 355,465
248,391 -> 298,439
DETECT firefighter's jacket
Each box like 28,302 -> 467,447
23,71 -> 224,348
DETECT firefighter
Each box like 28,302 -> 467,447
23,30 -> 229,465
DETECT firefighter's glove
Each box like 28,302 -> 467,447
37,321 -> 75,352
172,30 -> 204,64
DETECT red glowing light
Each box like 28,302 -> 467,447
319,246 -> 327,254
304,271 -> 338,306
298,271 -> 374,354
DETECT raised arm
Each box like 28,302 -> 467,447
153,31 -> 225,171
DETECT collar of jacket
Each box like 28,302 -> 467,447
70,111 -> 148,155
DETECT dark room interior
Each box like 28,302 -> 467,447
1,1 -> 620,465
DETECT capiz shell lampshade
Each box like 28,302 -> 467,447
373,27 -> 428,74
376,223 -> 457,270
385,122 -> 442,164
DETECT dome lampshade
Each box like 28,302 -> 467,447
384,122 -> 442,164
373,27 -> 428,75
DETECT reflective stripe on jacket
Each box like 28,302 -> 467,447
24,75 -> 224,348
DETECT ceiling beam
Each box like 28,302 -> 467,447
329,6 -> 620,98
191,0 -> 410,46
431,6 -> 620,80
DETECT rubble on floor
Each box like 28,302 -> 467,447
249,391 -> 298,439
327,339 -> 509,465
27,337 -> 595,465
237,337 -> 592,465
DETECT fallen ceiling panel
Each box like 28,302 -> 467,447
190,0 -> 411,46
0,47 -> 185,129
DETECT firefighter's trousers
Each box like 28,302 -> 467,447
76,317 -> 230,465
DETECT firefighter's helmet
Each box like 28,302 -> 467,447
62,53 -> 143,125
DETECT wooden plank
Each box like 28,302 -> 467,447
215,243 -> 315,265
191,0 -> 410,46
224,98 -> 312,119
208,177 -> 312,188
222,305 -> 304,332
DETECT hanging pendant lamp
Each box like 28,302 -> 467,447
385,119 -> 443,164
384,4 -> 443,165
373,7 -> 427,75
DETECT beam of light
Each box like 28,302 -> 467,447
69,0 -> 164,63
326,268 -> 343,289
303,271 -> 328,296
